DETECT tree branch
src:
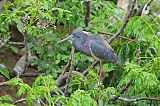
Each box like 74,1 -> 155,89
8,41 -> 24,45
118,97 -> 160,103
107,0 -> 154,43
65,47 -> 75,97
0,81 -> 8,87
84,0 -> 90,27
13,51 -> 37,77
56,71 -> 84,87
107,0 -> 137,44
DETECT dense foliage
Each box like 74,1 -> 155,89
0,0 -> 160,106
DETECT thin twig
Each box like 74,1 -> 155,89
60,48 -> 75,76
99,32 -> 136,42
8,41 -> 24,45
118,97 -> 160,103
13,98 -> 26,105
107,0 -> 137,44
147,0 -> 154,7
118,36 -> 136,42
141,0 -> 154,15
64,47 -> 75,97
84,0 -> 90,27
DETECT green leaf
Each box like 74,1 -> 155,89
0,103 -> 15,106
0,95 -> 12,104
17,83 -> 30,97
66,89 -> 97,106
8,78 -> 23,86
44,1 -> 49,10
0,68 -> 10,79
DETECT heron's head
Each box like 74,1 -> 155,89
56,30 -> 87,44
71,30 -> 84,38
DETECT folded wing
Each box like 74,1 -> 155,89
89,40 -> 117,63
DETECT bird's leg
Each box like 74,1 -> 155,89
99,60 -> 103,82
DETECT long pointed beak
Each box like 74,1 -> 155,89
56,36 -> 71,44
56,34 -> 74,45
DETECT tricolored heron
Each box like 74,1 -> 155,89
56,30 -> 118,81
